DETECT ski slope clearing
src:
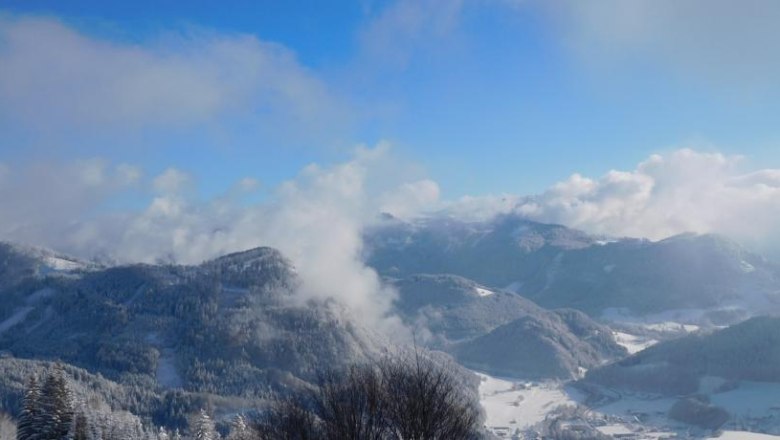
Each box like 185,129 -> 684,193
613,330 -> 658,354
602,307 -> 707,331
474,286 -> 494,297
0,306 -> 34,335
155,348 -> 183,388
42,255 -> 84,271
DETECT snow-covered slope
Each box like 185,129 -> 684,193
366,214 -> 595,287
367,215 -> 780,319
456,310 -> 625,380
0,241 -> 98,283
0,246 -> 391,397
391,274 -> 626,380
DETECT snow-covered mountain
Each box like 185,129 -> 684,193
390,273 -> 545,344
456,308 -> 625,380
0,242 -> 99,284
5,225 -> 780,437
584,316 -> 780,395
367,214 -> 780,319
0,245 -> 389,398
366,214 -> 595,288
390,273 -> 626,379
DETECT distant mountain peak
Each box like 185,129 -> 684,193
0,241 -> 99,281
206,246 -> 291,266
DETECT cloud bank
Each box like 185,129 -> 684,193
358,0 -> 463,69
537,0 -> 780,89
445,149 -> 780,254
0,15 -> 347,141
4,148 -> 780,264
0,146 -> 436,336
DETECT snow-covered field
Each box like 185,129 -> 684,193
476,372 -> 576,435
595,423 -> 676,439
476,370 -> 680,439
708,432 -> 780,439
476,370 -> 780,439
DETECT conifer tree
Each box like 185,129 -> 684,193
38,366 -> 74,440
192,409 -> 217,440
226,414 -> 250,440
71,411 -> 88,440
16,376 -> 41,440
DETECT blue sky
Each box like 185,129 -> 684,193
2,1 -> 780,261
3,0 -> 779,200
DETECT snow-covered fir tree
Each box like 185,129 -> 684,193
192,409 -> 218,440
71,411 -> 88,440
226,414 -> 251,440
16,376 -> 41,440
38,366 -> 74,440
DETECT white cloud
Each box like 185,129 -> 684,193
0,159 -> 140,247
236,177 -> 260,192
436,148 -> 780,255
507,149 -> 780,253
536,0 -> 780,88
379,179 -> 440,219
442,193 -> 523,222
153,168 -> 193,195
0,15 -> 348,140
0,146 -> 436,336
358,0 -> 464,69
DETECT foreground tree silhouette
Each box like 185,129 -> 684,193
254,395 -> 319,440
381,352 -> 481,440
254,351 -> 483,440
315,365 -> 389,440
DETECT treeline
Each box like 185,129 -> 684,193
15,365 -> 170,440
12,352 -> 484,440
11,364 -> 254,440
